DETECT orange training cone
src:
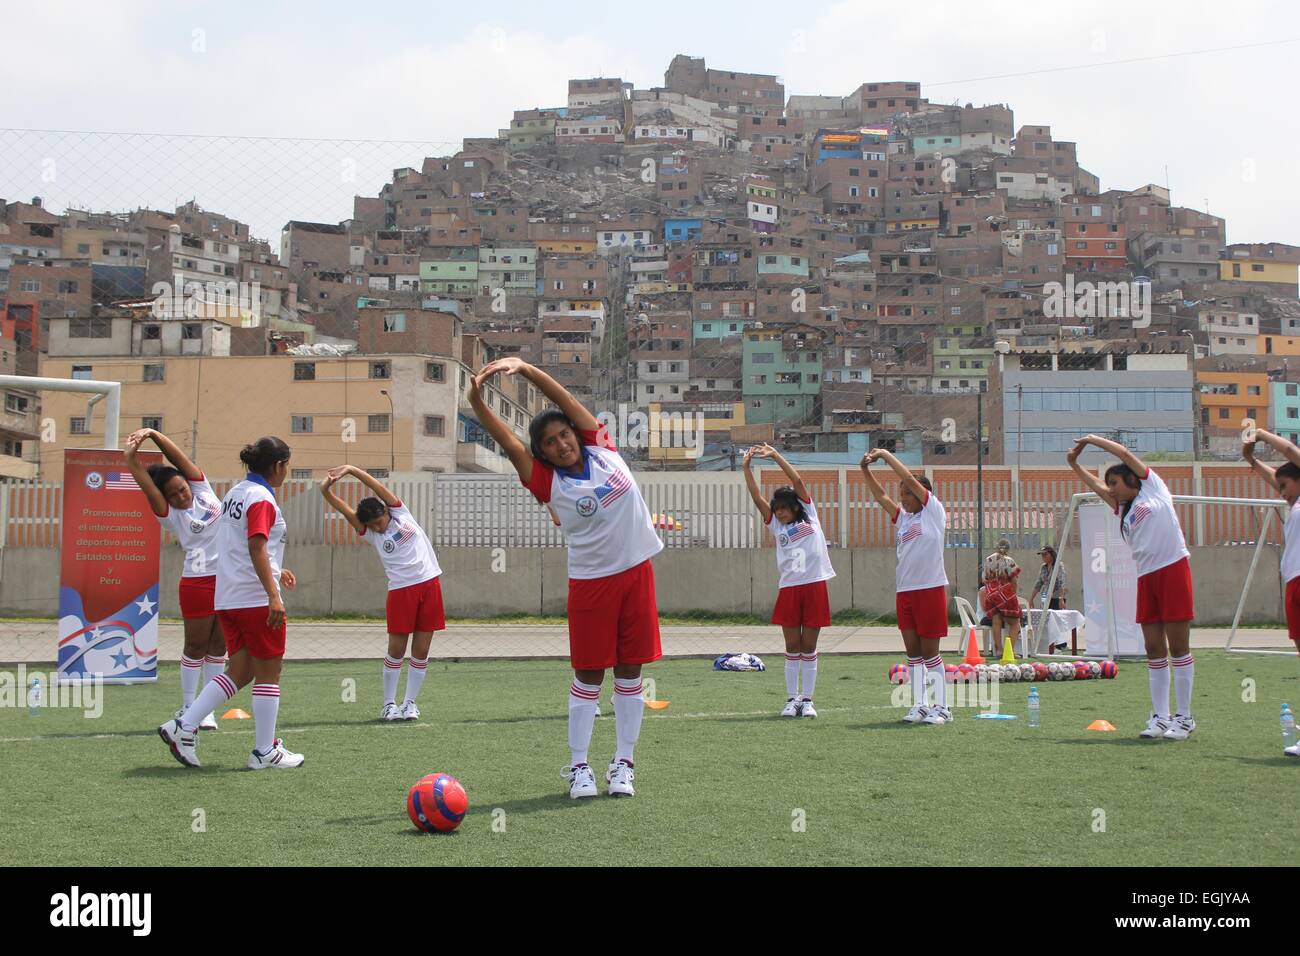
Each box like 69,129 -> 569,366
1086,719 -> 1117,732
644,700 -> 670,710
963,626 -> 985,665
221,708 -> 252,720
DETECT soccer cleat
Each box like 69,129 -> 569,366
380,702 -> 401,722
781,697 -> 800,717
799,697 -> 817,718
901,704 -> 929,724
564,763 -> 598,799
399,701 -> 420,721
1285,742 -> 1300,758
606,758 -> 635,797
158,718 -> 200,768
923,705 -> 952,725
1162,714 -> 1196,740
247,739 -> 304,770
1140,714 -> 1172,738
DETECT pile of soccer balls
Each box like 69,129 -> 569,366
888,660 -> 1118,684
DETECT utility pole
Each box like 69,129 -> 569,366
1016,382 -> 1023,543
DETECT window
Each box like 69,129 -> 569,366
69,318 -> 112,338
141,416 -> 162,431
369,362 -> 391,380
424,415 -> 445,437
367,468 -> 390,479
1289,384 -> 1299,397
292,416 -> 314,433
1288,408 -> 1298,420
752,352 -> 775,364
58,279 -> 79,294
426,362 -> 445,382
752,375 -> 767,385
383,312 -> 406,333
1218,408 -> 1230,420
142,364 -> 164,382
182,323 -> 201,340
293,362 -> 316,381
18,279 -> 39,293
290,468 -> 313,480
5,394 -> 29,414
142,324 -> 161,340
368,414 -> 390,434
72,365 -> 92,380
70,416 -> 91,434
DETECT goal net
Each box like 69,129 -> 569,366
1046,491 -> 1290,660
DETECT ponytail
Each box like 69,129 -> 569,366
239,436 -> 291,476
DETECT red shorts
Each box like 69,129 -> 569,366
1286,577 -> 1300,641
178,575 -> 216,619
1135,557 -> 1195,625
217,607 -> 287,659
896,585 -> 949,639
772,580 -> 832,628
567,560 -> 662,671
386,577 -> 446,635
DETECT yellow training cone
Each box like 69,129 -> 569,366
644,700 -> 670,710
1087,719 -> 1117,732
1000,635 -> 1017,665
221,708 -> 252,720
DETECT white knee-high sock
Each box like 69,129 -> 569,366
613,677 -> 644,764
180,655 -> 203,708
382,656 -> 402,705
925,654 -> 947,708
200,656 -> 226,719
251,683 -> 280,753
1171,654 -> 1194,717
403,656 -> 428,704
784,653 -> 800,698
800,653 -> 819,700
908,656 -> 925,709
181,673 -> 237,732
568,679 -> 600,766
1148,657 -> 1171,718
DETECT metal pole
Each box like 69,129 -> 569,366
380,388 -> 395,473
1016,383 -> 1023,544
976,389 -> 984,590
1226,505 -> 1275,652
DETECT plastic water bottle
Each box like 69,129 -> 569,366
1027,686 -> 1040,728
27,676 -> 43,717
1282,703 -> 1296,751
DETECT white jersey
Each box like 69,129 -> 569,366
158,474 -> 222,578
767,496 -> 836,589
524,426 -> 663,580
894,490 -> 948,592
1281,499 -> 1300,583
1117,468 -> 1189,577
361,500 -> 441,590
214,474 -> 286,610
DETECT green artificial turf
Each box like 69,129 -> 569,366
1,651 -> 1297,866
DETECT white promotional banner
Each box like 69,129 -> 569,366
1078,501 -> 1145,657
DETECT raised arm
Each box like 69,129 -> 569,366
1066,438 -> 1117,510
481,356 -> 599,434
742,446 -> 772,525
127,427 -> 203,482
319,468 -> 366,535
763,443 -> 809,501
868,447 -> 928,505
1078,433 -> 1147,479
336,463 -> 400,508
1254,428 -> 1300,470
123,430 -> 168,518
859,451 -> 900,522
468,366 -> 533,483
1242,436 -> 1279,491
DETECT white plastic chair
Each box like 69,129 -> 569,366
952,596 -> 991,655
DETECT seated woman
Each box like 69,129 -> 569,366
979,541 -> 1021,656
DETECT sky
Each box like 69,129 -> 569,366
3,0 -> 1298,245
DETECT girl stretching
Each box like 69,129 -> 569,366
321,465 -> 444,721
742,443 -> 835,717
124,428 -> 225,730
159,437 -> 302,768
861,449 -> 951,725
1067,435 -> 1196,740
469,357 -> 663,799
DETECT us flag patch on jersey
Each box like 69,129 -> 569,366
898,524 -> 922,544
594,469 -> 632,508
786,523 -> 816,543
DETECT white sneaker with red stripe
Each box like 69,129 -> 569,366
158,718 -> 200,768
606,758 -> 635,797
247,739 -> 305,770
565,763 -> 598,799
399,701 -> 420,721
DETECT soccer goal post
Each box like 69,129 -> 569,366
1046,491 -> 1288,660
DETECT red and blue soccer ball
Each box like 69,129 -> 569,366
888,663 -> 909,684
407,772 -> 468,833
1099,660 -> 1119,679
